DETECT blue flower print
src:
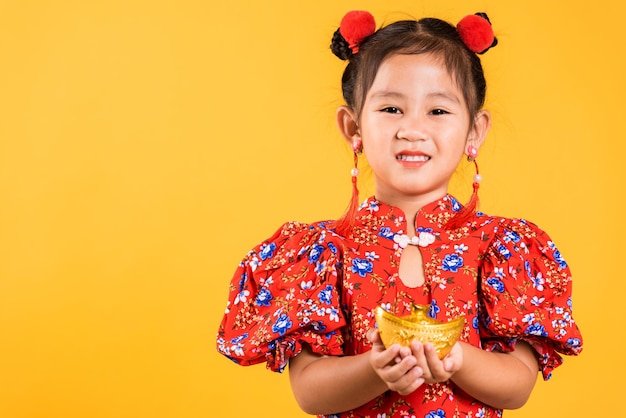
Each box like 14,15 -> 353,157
351,258 -> 373,277
378,226 -> 394,240
531,273 -> 545,291
567,337 -> 582,349
365,251 -> 379,261
493,267 -> 505,278
318,284 -> 334,305
327,242 -> 337,254
416,226 -> 433,233
229,333 -> 248,345
314,260 -> 327,275
429,300 -> 440,319
472,315 -> 479,330
236,272 -> 248,291
367,200 -> 379,212
248,256 -> 260,272
449,196 -> 461,212
522,313 -> 535,324
553,249 -> 567,268
272,313 -> 292,336
259,242 -> 277,260
442,253 -> 464,273
487,277 -> 505,293
497,244 -> 512,260
327,307 -> 340,322
503,230 -> 521,243
310,321 -> 328,333
454,243 -> 468,254
526,322 -> 548,337
531,295 -> 545,306
308,244 -> 324,264
426,408 -> 446,418
234,289 -> 250,305
255,287 -> 273,307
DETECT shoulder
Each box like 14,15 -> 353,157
474,213 -> 556,246
243,219 -> 347,272
474,213 -> 566,266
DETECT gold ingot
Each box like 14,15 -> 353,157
374,304 -> 465,359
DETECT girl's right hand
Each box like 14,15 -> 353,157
366,328 -> 425,395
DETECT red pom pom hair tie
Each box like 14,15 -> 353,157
456,13 -> 497,54
340,10 -> 376,54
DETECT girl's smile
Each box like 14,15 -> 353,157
341,52 -> 489,214
395,150 -> 430,165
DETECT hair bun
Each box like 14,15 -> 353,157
330,28 -> 352,60
456,13 -> 498,54
339,10 -> 376,55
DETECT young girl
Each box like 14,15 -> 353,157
216,10 -> 583,417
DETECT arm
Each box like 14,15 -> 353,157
412,336 -> 539,410
450,340 -> 539,409
290,329 -> 539,415
288,335 -> 425,415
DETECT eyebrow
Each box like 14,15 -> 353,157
426,91 -> 461,104
368,90 -> 461,104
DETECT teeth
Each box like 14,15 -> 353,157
397,155 -> 430,162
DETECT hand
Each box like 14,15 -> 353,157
366,328 -> 425,395
407,340 -> 464,385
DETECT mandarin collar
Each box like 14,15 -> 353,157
355,195 -> 463,234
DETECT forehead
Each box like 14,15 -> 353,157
368,52 -> 463,97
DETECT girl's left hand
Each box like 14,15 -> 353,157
402,341 -> 464,384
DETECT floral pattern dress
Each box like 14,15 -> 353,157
216,195 -> 583,417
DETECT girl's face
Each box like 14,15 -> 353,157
355,52 -> 485,209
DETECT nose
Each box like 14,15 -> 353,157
396,114 -> 428,142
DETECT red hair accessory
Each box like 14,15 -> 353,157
339,10 -> 376,54
456,13 -> 497,54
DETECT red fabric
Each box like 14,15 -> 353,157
217,195 -> 583,417
456,14 -> 495,53
339,10 -> 376,53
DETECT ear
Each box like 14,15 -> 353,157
466,109 -> 491,152
336,106 -> 361,150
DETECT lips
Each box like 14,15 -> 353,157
396,151 -> 430,162
396,154 -> 430,162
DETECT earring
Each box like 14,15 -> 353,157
334,141 -> 362,236
466,145 -> 482,183
445,146 -> 482,230
466,145 -> 478,161
351,140 -> 362,177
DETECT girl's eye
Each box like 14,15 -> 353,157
430,108 -> 449,115
380,107 -> 401,114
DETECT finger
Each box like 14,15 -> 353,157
442,342 -> 463,373
366,328 -> 380,343
382,356 -> 420,385
423,343 -> 450,381
410,341 -> 428,368
396,376 -> 425,396
388,367 -> 425,395
370,343 -> 402,369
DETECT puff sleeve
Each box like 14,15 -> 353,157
216,221 -> 347,372
479,218 -> 583,379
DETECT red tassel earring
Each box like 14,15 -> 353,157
335,141 -> 362,236
446,145 -> 481,229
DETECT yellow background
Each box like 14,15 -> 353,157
0,1 -> 623,417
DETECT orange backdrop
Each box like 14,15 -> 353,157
1,1 -> 623,417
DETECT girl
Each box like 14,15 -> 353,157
216,10 -> 583,417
